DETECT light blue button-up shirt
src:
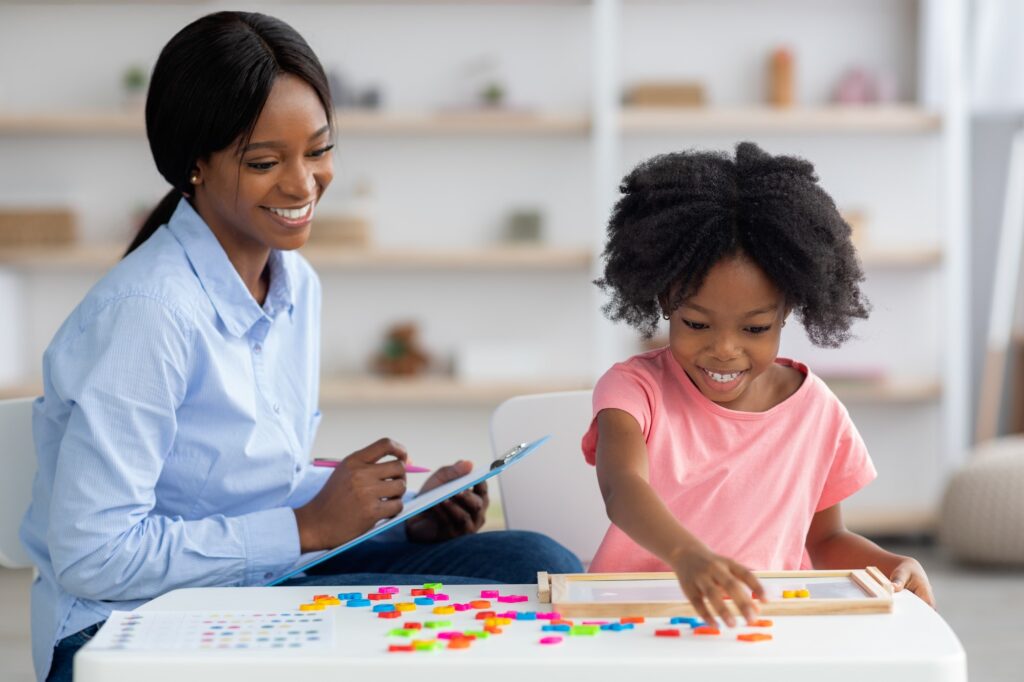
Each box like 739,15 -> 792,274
20,198 -> 332,679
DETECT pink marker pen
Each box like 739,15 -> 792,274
312,458 -> 430,473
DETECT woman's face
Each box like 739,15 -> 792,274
192,73 -> 334,253
665,254 -> 788,410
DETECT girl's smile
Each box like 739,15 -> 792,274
697,366 -> 748,393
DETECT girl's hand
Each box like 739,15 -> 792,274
294,438 -> 408,552
670,546 -> 766,627
889,557 -> 936,608
406,460 -> 489,543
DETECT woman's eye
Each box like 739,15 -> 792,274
309,144 -> 335,158
746,325 -> 772,334
682,319 -> 708,330
246,161 -> 276,171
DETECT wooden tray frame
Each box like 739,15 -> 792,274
537,567 -> 893,617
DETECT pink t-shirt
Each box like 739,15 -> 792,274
581,348 -> 876,572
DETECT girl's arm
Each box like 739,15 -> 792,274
805,504 -> 936,607
595,408 -> 764,626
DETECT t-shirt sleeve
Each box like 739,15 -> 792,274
581,362 -> 656,466
815,405 -> 877,512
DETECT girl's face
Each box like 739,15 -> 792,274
665,254 -> 788,411
192,73 -> 334,253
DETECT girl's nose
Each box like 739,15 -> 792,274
709,333 -> 739,360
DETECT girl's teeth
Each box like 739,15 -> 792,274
268,204 -> 310,220
705,369 -> 741,383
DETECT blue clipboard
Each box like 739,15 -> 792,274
267,435 -> 550,586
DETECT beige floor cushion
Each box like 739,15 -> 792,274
940,435 -> 1024,565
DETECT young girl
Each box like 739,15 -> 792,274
21,12 -> 579,682
584,142 -> 934,628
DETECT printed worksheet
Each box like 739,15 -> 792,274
88,610 -> 334,651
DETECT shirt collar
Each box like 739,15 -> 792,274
167,198 -> 296,337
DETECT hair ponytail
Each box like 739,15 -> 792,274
125,189 -> 182,257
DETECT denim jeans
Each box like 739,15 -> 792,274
46,529 -> 581,680
46,622 -> 102,682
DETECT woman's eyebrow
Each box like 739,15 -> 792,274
243,124 -> 331,152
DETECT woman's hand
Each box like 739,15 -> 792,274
889,556 -> 936,608
670,545 -> 765,628
405,460 -> 489,543
293,438 -> 408,552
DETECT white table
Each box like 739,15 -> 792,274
75,583 -> 966,682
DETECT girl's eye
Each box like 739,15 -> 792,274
682,319 -> 708,330
746,325 -> 772,334
309,144 -> 335,158
246,160 -> 276,171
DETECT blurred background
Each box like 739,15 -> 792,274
1,0 -> 1023,680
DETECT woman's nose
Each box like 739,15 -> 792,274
279,162 -> 317,199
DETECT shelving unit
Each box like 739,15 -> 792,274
0,0 -> 968,535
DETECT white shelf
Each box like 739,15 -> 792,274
1,376 -> 940,406
320,376 -> 591,407
842,507 -> 937,537
302,245 -> 592,270
825,378 -> 942,405
859,246 -> 943,269
620,106 -> 942,134
0,106 -> 942,137
0,245 -> 593,271
332,110 -> 590,135
0,110 -> 590,136
2,377 -> 593,406
0,243 -> 942,271
0,383 -> 39,400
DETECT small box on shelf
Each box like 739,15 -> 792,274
0,208 -> 76,247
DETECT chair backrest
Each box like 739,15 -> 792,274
489,390 -> 607,565
0,397 -> 36,568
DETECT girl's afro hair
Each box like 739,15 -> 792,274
595,142 -> 870,346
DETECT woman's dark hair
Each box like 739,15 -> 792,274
126,11 -> 333,256
595,142 -> 869,347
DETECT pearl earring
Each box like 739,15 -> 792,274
190,172 -> 200,185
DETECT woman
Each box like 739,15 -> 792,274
20,12 -> 580,681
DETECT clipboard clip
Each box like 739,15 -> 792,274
491,442 -> 529,470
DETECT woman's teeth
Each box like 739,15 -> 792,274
267,204 -> 311,220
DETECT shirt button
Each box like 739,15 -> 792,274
263,572 -> 273,580
294,464 -> 301,473
273,403 -> 280,414
253,343 -> 262,354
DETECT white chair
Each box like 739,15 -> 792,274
489,390 -> 608,566
0,397 -> 36,569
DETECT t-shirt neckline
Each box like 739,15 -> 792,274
664,350 -> 812,420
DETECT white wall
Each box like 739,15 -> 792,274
0,2 -> 979,517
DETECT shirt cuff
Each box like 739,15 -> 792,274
240,507 -> 302,585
